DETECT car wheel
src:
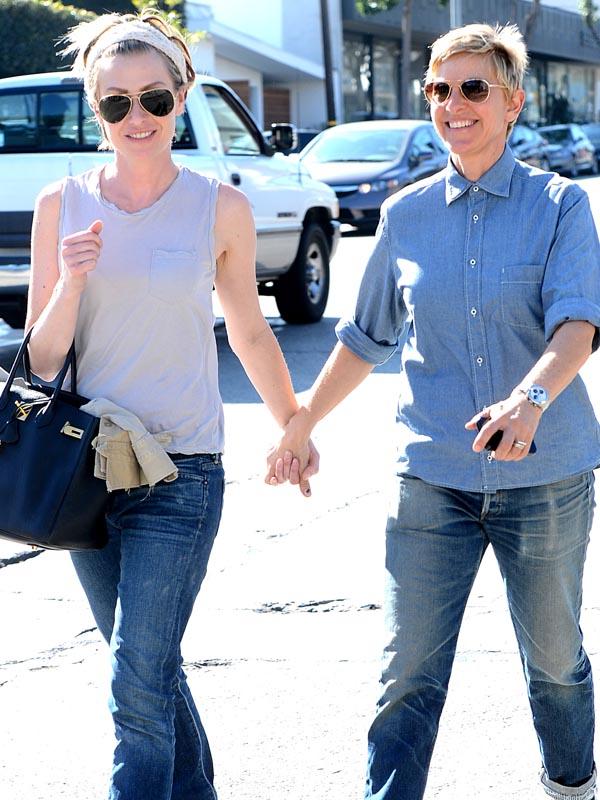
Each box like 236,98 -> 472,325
591,157 -> 599,175
274,223 -> 330,324
569,158 -> 579,178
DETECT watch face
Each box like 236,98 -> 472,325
529,385 -> 548,406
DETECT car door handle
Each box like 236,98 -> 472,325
231,173 -> 241,186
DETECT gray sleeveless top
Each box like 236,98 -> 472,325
59,166 -> 224,454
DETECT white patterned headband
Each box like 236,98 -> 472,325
85,21 -> 188,91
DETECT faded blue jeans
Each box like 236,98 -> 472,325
366,472 -> 596,800
71,453 -> 225,800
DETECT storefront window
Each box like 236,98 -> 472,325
343,36 -> 372,122
373,40 -> 399,119
522,70 -> 542,125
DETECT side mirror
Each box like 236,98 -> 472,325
408,151 -> 433,168
270,123 -> 298,153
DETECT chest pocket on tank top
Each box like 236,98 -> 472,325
150,249 -> 199,304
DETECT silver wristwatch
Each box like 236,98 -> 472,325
520,384 -> 549,412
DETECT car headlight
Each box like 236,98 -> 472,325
357,177 -> 400,194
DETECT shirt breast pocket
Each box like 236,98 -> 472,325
150,249 -> 200,304
500,264 -> 545,330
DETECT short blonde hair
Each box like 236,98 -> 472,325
426,23 -> 528,94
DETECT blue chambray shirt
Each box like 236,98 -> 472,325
336,146 -> 600,492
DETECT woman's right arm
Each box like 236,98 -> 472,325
26,182 -> 102,380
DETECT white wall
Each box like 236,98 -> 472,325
190,37 -> 215,76
281,0 -> 323,65
288,80 -> 327,129
207,0 -> 283,49
214,56 -> 264,125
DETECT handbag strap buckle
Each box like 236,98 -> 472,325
61,422 -> 84,440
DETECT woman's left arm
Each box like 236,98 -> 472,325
213,183 -> 316,493
466,320 -> 597,460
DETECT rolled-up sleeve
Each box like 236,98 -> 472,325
336,210 -> 408,365
542,186 -> 600,350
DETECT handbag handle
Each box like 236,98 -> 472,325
0,329 -> 78,416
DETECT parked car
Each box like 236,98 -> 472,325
298,120 -> 448,232
580,122 -> 600,170
536,123 -> 597,176
0,72 -> 340,326
508,124 -> 551,169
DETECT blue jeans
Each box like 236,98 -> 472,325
71,454 -> 225,800
366,472 -> 596,800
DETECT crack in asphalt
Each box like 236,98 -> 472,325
0,633 -> 99,675
0,548 -> 44,569
255,599 -> 381,614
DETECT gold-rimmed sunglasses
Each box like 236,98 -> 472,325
97,88 -> 176,124
423,78 -> 508,106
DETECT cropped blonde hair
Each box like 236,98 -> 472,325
426,23 -> 527,134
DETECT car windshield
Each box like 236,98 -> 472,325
302,127 -> 409,164
541,128 -> 570,144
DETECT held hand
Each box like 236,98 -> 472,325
465,394 -> 543,461
265,415 -> 318,497
270,438 -> 320,497
60,219 -> 103,291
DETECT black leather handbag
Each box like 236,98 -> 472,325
0,330 -> 108,550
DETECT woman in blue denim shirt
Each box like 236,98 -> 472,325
269,23 -> 600,800
25,10 -> 312,800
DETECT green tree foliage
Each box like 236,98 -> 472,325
0,0 -> 94,78
355,0 -> 399,12
64,0 -> 184,21
66,0 -> 134,12
0,0 -> 196,80
580,0 -> 600,47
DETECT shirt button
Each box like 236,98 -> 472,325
476,356 -> 483,365
470,307 -> 477,316
469,258 -> 477,266
472,214 -> 479,222
473,186 -> 479,192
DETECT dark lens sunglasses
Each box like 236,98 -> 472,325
423,78 -> 507,106
98,88 -> 176,123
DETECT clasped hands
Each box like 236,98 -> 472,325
265,407 -> 319,497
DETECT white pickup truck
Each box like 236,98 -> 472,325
0,71 -> 340,329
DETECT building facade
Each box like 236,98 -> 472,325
340,0 -> 600,125
185,0 -> 343,130
184,1 -> 600,132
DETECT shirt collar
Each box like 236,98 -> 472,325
445,145 -> 516,205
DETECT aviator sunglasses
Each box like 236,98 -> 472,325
98,88 -> 176,123
423,78 -> 508,106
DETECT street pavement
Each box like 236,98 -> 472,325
1,177 -> 600,799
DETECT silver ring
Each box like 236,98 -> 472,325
513,440 -> 527,449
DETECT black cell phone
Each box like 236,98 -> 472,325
475,416 -> 537,454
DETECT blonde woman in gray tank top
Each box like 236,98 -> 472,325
26,11 -> 316,800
